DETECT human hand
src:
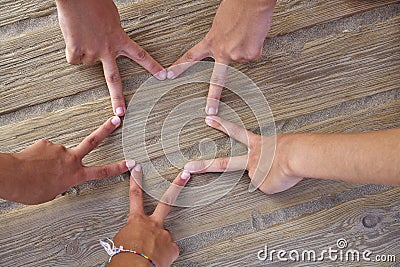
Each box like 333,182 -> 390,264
168,0 -> 276,115
6,116 -> 131,205
108,166 -> 191,267
56,0 -> 166,116
184,116 -> 303,194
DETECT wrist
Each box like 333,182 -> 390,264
0,153 -> 22,201
275,134 -> 299,178
109,233 -> 159,267
109,252 -> 152,267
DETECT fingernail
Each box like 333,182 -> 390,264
134,164 -> 141,172
111,116 -> 121,126
125,160 -> 136,170
206,107 -> 217,115
156,70 -> 166,80
116,107 -> 124,116
167,70 -> 175,79
181,170 -> 190,180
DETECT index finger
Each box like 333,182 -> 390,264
167,40 -> 212,79
121,39 -> 166,80
206,61 -> 229,115
102,58 -> 126,116
151,171 -> 191,225
204,116 -> 254,147
129,164 -> 145,216
73,116 -> 121,158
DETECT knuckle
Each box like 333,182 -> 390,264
98,166 -> 111,178
184,50 -> 195,62
130,187 -> 142,198
87,135 -> 100,148
245,47 -> 262,61
229,51 -> 242,62
68,45 -> 81,56
66,56 -> 79,65
134,48 -> 147,61
36,139 -> 49,145
107,71 -> 121,84
111,94 -> 124,103
172,242 -> 180,255
217,158 -> 229,170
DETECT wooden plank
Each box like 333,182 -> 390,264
174,187 -> 400,266
0,0 -> 57,28
0,94 -> 398,266
1,16 -> 398,156
1,1 -> 398,115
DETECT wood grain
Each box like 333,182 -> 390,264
0,92 -> 398,266
0,1 -> 399,266
174,187 -> 400,266
1,1 -> 398,115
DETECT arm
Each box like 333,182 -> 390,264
184,116 -> 399,195
282,129 -> 400,185
55,0 -> 166,116
168,0 -> 276,115
0,116 -> 131,204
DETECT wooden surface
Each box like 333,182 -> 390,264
0,0 -> 399,266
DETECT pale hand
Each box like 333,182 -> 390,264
184,116 -> 303,194
168,0 -> 276,115
56,0 -> 166,116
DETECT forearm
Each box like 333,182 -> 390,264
283,129 -> 400,185
0,153 -> 21,201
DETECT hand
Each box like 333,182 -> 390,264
168,0 -> 276,115
56,0 -> 166,116
6,116 -> 131,204
109,165 -> 191,267
184,116 -> 303,194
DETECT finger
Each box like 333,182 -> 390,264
102,58 -> 126,116
128,164 -> 145,216
82,159 -> 129,182
73,116 -> 121,158
167,40 -> 212,79
65,46 -> 82,65
206,61 -> 229,115
120,39 -> 166,80
204,116 -> 253,146
184,155 -> 248,173
151,171 -> 191,224
81,53 -> 97,66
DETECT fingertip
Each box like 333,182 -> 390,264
115,107 -> 125,116
125,160 -> 136,170
205,106 -> 218,115
111,116 -> 121,126
155,69 -> 167,80
180,170 -> 190,180
134,163 -> 141,172
167,69 -> 175,79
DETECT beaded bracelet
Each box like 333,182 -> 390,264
100,238 -> 156,267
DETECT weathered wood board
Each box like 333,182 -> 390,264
0,0 -> 399,266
